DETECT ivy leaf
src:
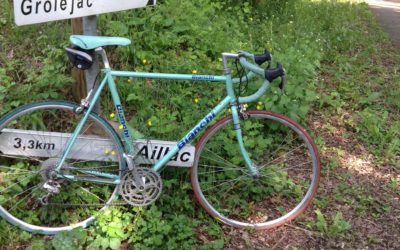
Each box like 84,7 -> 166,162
109,238 -> 121,250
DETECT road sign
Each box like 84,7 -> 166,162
0,129 -> 195,167
14,0 -> 156,26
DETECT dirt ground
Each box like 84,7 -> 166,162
220,107 -> 399,249
218,4 -> 400,247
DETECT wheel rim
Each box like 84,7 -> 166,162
192,111 -> 320,229
0,102 -> 123,234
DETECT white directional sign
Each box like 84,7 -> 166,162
0,129 -> 195,167
13,0 -> 156,26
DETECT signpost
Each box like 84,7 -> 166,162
13,0 -> 156,112
0,129 -> 195,167
13,0 -> 156,26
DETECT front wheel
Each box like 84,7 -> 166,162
191,111 -> 320,230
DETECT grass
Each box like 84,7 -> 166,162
0,0 -> 399,248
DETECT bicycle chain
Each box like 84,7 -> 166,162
36,166 -> 125,207
42,168 -> 162,208
44,201 -> 129,207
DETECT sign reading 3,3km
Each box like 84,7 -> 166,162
13,0 -> 156,26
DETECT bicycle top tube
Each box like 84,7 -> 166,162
110,71 -> 227,82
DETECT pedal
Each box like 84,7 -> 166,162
119,168 -> 162,206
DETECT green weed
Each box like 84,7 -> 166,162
313,209 -> 352,239
1,0 -> 398,248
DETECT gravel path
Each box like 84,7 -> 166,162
367,0 -> 400,47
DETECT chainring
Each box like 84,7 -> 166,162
119,168 -> 162,206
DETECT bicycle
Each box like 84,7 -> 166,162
0,35 -> 321,235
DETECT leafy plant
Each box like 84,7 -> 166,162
1,0 -> 398,248
52,227 -> 87,250
313,209 -> 352,238
88,208 -> 131,249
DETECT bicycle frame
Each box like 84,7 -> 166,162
56,49 -> 270,184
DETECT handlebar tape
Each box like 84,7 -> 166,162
239,57 -> 265,76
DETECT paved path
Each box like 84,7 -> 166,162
367,0 -> 400,47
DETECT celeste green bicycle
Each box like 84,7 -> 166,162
0,35 -> 321,235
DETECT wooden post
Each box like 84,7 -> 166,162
71,16 -> 101,114
71,18 -> 86,103
83,15 -> 101,114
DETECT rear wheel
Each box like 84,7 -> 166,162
191,111 -> 320,230
0,101 -> 124,234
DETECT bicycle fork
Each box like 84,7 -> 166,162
230,103 -> 260,178
222,53 -> 260,178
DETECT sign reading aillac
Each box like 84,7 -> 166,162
14,0 -> 156,26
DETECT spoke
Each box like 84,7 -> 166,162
26,130 -> 51,159
263,132 -> 292,161
0,172 -> 40,195
79,186 -> 105,203
14,148 -> 37,163
197,163 -> 247,174
67,165 -> 120,171
0,172 -> 39,177
258,161 -> 312,178
0,154 -> 43,163
7,185 -> 40,211
52,129 -> 72,158
11,131 -> 49,162
200,175 -> 248,192
218,177 -> 244,199
67,123 -> 95,162
69,170 -> 120,180
200,157 -> 241,170
0,165 -> 39,172
5,184 -> 38,203
200,175 -> 246,185
202,148 -> 240,169
258,143 -> 306,170
69,159 -> 99,166
69,158 -> 119,168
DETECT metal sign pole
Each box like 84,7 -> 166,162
83,15 -> 101,114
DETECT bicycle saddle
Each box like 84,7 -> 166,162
70,35 -> 131,50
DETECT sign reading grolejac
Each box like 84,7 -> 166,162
13,0 -> 156,26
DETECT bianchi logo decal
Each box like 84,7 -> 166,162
178,112 -> 216,149
116,104 -> 130,138
191,75 -> 215,81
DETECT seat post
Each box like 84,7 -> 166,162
95,47 -> 111,69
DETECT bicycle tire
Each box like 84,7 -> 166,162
191,110 -> 320,230
0,101 -> 125,234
